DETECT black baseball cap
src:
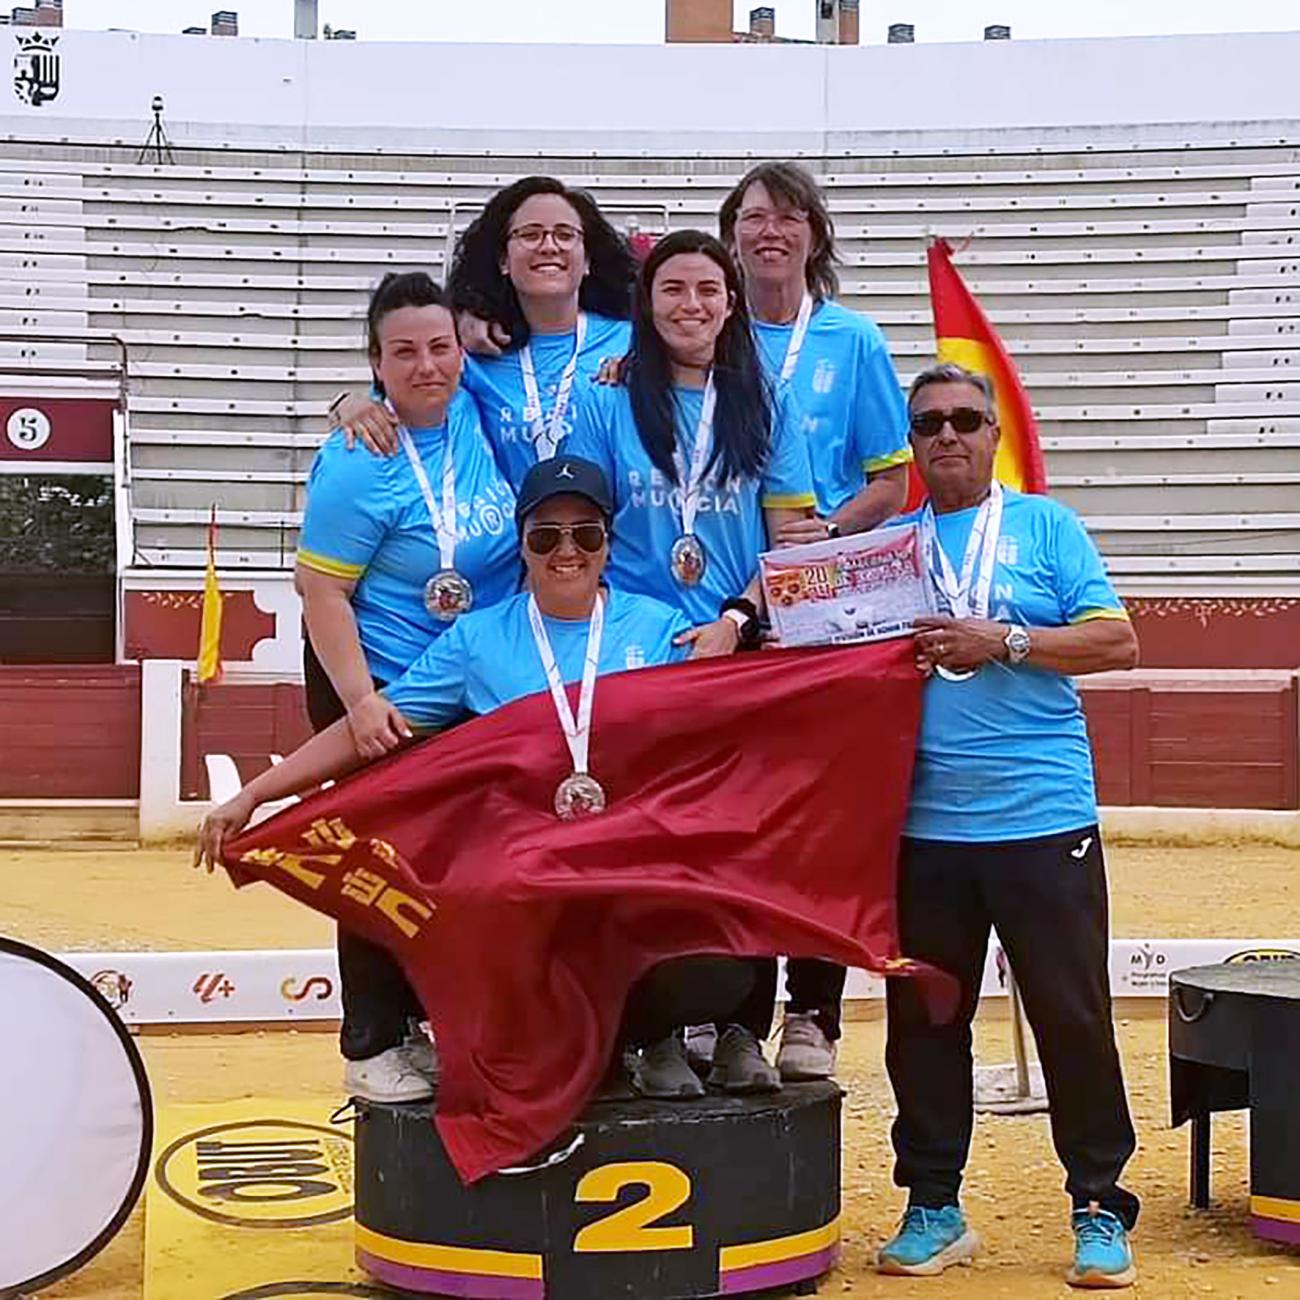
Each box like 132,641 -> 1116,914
514,455 -> 614,528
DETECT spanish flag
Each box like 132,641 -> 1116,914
908,237 -> 1048,506
196,504 -> 223,684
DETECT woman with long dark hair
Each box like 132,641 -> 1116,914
331,177 -> 636,490
297,270 -> 517,1104
567,231 -> 815,1092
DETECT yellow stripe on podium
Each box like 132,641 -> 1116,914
354,1222 -> 545,1279
718,1215 -> 841,1270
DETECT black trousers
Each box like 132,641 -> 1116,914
624,956 -> 756,1049
303,639 -> 423,1062
885,826 -> 1140,1228
725,957 -> 846,1042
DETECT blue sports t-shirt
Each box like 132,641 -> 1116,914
752,300 -> 910,518
461,313 -> 632,491
567,380 -> 816,625
384,587 -> 691,730
898,490 -> 1129,843
298,390 -> 519,684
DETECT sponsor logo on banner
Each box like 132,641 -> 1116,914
14,32 -> 59,107
1125,942 -> 1170,992
155,1118 -> 353,1229
90,968 -> 133,1010
194,972 -> 237,1004
280,975 -> 334,1003
1224,948 -> 1300,964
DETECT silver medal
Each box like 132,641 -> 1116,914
935,664 -> 980,683
670,534 -> 707,587
554,772 -> 607,821
424,569 -> 473,622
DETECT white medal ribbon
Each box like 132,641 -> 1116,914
398,423 -> 458,572
919,480 -> 1003,619
519,311 -> 588,462
527,592 -> 605,779
671,372 -> 717,540
777,292 -> 814,385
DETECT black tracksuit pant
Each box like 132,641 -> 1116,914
303,640 -> 423,1062
885,826 -> 1140,1228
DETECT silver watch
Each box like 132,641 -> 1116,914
1003,624 -> 1032,664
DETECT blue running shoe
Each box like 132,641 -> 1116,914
1067,1202 -> 1137,1289
877,1204 -> 979,1276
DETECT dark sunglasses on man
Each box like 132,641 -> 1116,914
909,407 -> 991,438
524,522 -> 608,555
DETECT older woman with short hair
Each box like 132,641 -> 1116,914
875,362 -> 1141,1290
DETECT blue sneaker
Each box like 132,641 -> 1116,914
877,1204 -> 979,1276
1067,1202 -> 1136,1289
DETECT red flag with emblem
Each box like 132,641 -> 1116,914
223,641 -> 951,1183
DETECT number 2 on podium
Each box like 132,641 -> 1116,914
572,1160 -> 694,1253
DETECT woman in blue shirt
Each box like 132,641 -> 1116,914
568,230 -> 816,1091
199,456 -> 754,1103
297,271 -> 518,1106
331,177 -> 635,489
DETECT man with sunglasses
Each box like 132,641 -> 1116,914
876,363 -> 1143,1289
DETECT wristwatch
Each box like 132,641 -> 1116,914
825,518 -> 841,539
720,597 -> 762,649
1003,624 -> 1032,665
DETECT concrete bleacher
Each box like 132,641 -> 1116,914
4,104 -> 1300,587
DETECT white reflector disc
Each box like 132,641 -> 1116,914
0,937 -> 152,1292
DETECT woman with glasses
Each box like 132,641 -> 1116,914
199,456 -> 759,1101
567,230 -> 816,1092
296,270 -> 518,1105
705,161 -> 913,1087
332,177 -> 636,490
876,362 -> 1141,1289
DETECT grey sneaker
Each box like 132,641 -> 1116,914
401,1024 -> 439,1084
707,1024 -> 781,1094
684,1023 -> 717,1074
343,1045 -> 435,1103
633,1034 -> 706,1099
776,1011 -> 837,1081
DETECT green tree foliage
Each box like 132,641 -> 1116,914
0,475 -> 115,573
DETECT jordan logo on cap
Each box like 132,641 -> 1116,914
557,463 -> 575,479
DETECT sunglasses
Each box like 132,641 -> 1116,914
910,407 -> 990,438
524,522 -> 608,555
507,223 -> 584,251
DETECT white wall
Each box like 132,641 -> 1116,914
4,28 -> 1299,151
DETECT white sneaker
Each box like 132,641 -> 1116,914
343,1045 -> 435,1103
402,1024 -> 439,1083
777,1011 -> 837,1081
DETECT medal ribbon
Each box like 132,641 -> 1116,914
777,292 -> 814,384
671,372 -> 717,541
527,592 -> 605,778
398,423 -> 458,572
519,312 -> 588,461
919,480 -> 1003,618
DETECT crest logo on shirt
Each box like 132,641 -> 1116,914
14,32 -> 59,107
996,536 -> 1019,566
624,645 -> 646,669
811,359 -> 836,395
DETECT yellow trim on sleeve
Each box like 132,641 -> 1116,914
296,549 -> 365,580
1070,608 -> 1130,624
762,491 -> 818,510
864,446 -> 914,473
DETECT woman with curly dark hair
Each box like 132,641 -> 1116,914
331,177 -> 635,490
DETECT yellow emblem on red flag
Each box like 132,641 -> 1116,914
197,504 -> 223,684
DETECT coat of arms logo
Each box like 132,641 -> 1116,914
14,32 -> 60,108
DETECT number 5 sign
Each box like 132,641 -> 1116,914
6,407 -> 52,452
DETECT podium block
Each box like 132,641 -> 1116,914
354,1082 -> 842,1298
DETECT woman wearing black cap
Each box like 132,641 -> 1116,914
197,456 -> 746,1100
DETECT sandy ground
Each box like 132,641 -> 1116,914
4,841 -> 1300,1298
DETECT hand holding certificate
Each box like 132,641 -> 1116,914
760,523 -> 935,648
